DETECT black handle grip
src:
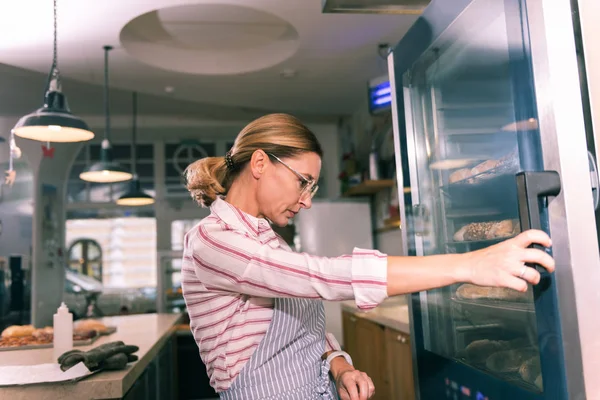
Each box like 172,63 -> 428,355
515,171 -> 561,274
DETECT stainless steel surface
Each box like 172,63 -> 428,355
388,53 -> 409,258
321,0 -> 429,14
388,50 -> 422,400
402,85 -> 431,352
579,0 -> 600,187
528,0 -> 600,397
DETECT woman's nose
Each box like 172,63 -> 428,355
299,195 -> 312,209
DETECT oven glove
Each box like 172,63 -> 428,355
59,341 -> 139,372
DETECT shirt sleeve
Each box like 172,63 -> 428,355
325,332 -> 342,352
184,222 -> 388,310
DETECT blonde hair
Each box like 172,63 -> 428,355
184,113 -> 323,207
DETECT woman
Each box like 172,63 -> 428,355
181,113 -> 554,400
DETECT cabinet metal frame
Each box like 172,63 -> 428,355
388,0 -> 600,398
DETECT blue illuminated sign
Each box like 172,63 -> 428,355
368,76 -> 392,114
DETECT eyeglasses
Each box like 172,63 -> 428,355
267,153 -> 319,199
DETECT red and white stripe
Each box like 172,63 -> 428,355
181,197 -> 388,392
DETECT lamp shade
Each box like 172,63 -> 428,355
116,177 -> 155,206
13,91 -> 94,143
79,139 -> 133,183
79,161 -> 133,183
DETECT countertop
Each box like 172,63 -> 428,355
341,296 -> 411,334
0,313 -> 183,400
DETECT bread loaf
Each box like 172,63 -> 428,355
454,220 -> 517,242
519,356 -> 542,385
461,339 -> 511,364
486,348 -> 538,373
32,326 -> 53,339
464,222 -> 496,241
455,283 -> 531,302
75,319 -> 108,333
1,325 -> 35,338
449,168 -> 472,183
453,225 -> 468,241
487,219 -> 518,239
470,159 -> 500,176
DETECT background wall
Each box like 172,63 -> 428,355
0,95 -> 343,327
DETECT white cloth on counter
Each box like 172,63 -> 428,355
0,362 -> 93,386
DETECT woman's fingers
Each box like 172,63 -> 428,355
338,371 -> 376,400
357,375 -> 369,400
516,265 -> 541,285
365,374 -> 375,398
514,229 -> 552,249
501,273 -> 529,292
344,380 -> 359,400
520,247 -> 555,273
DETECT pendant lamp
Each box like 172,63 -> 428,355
116,92 -> 155,206
13,0 -> 94,143
79,46 -> 133,183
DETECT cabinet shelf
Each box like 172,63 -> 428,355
376,217 -> 402,234
342,179 -> 394,197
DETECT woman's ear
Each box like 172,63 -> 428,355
250,149 -> 269,178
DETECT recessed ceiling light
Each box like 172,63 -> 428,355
165,86 -> 175,93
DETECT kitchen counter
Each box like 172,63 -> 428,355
341,296 -> 411,334
0,313 -> 183,400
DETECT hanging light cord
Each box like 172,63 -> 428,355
104,46 -> 113,142
131,92 -> 137,176
44,0 -> 61,96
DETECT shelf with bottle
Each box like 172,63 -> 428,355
342,179 -> 395,197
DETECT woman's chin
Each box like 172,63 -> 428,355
271,215 -> 290,227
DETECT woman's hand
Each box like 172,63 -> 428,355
464,229 -> 555,292
334,368 -> 375,400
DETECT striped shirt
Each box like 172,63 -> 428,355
181,197 -> 389,392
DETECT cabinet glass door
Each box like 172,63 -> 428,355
403,0 -> 544,393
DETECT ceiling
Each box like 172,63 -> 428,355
0,0 -> 417,119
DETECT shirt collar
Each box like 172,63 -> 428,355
211,197 -> 272,237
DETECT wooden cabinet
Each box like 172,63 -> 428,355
385,328 -> 415,400
342,311 -> 415,400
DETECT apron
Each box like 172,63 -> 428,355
220,298 -> 338,400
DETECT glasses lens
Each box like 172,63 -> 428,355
309,184 -> 319,198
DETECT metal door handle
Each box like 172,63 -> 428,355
349,316 -> 357,323
397,335 -> 407,343
515,171 -> 561,274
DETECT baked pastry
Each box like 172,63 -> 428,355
486,348 -> 538,373
32,326 -> 53,340
73,329 -> 97,341
455,283 -> 531,302
453,225 -> 468,241
488,219 -> 520,239
449,168 -> 472,183
454,220 -> 518,242
0,335 -> 51,347
470,159 -> 500,176
519,356 -> 542,385
1,325 -> 35,338
464,222 -> 496,241
460,339 -> 511,364
76,319 -> 108,333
